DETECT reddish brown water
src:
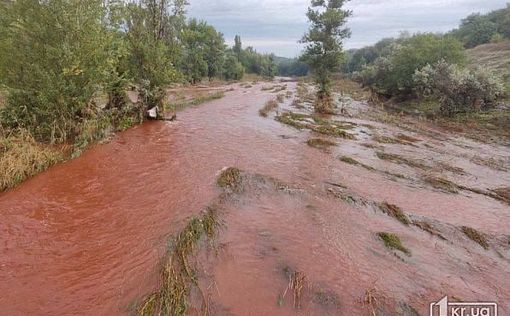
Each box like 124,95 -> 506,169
1,81 -> 509,315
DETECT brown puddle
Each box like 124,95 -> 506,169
1,80 -> 509,315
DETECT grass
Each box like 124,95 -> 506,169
0,130 -> 65,192
461,226 -> 489,250
259,99 -> 279,117
412,221 -> 447,240
275,111 -> 357,139
379,202 -> 410,225
377,232 -> 411,255
338,156 -> 375,171
307,138 -> 336,150
279,267 -> 306,309
169,91 -> 225,112
492,187 -> 510,204
376,152 -> 428,170
217,167 -> 243,192
422,175 -> 459,193
331,78 -> 371,101
137,207 -> 220,316
276,93 -> 285,103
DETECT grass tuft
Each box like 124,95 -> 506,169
217,167 -> 243,192
379,202 -> 410,225
0,130 -> 65,192
377,232 -> 411,255
307,138 -> 336,150
259,99 -> 279,117
422,175 -> 459,193
137,207 -> 220,316
376,151 -> 429,170
461,226 -> 489,250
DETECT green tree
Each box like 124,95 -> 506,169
233,35 -> 243,61
456,14 -> 498,48
124,0 -> 182,110
223,53 -> 244,80
0,0 -> 125,142
180,19 -> 225,82
300,0 -> 351,113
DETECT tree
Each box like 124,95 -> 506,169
456,14 -> 498,48
124,0 -> 182,110
0,0 -> 125,142
223,53 -> 244,80
233,35 -> 242,60
300,0 -> 351,113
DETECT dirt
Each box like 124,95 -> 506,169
0,80 -> 509,315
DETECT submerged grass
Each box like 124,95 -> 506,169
379,202 -> 410,225
377,232 -> 411,255
422,175 -> 459,193
339,156 -> 375,171
0,130 -> 65,192
307,138 -> 337,150
259,99 -> 279,117
138,207 -> 220,316
376,151 -> 429,170
217,167 -> 243,192
275,111 -> 356,139
461,226 -> 489,250
169,91 -> 225,112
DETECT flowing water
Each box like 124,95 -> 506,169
1,81 -> 509,315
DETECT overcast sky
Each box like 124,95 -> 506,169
188,0 -> 508,57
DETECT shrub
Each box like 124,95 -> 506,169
354,33 -> 466,96
414,60 -> 505,116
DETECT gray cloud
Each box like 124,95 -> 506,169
188,0 -> 509,57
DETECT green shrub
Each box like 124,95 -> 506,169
414,60 -> 505,116
355,33 -> 465,96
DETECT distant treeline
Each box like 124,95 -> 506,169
341,4 -> 508,116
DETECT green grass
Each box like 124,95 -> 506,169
376,151 -> 429,170
378,232 -> 411,255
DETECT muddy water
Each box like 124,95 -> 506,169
1,81 -> 509,315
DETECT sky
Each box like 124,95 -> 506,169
188,0 -> 509,58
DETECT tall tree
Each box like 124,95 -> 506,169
300,0 -> 351,113
233,35 -> 242,61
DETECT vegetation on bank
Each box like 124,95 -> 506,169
0,0 -> 280,192
341,5 -> 509,123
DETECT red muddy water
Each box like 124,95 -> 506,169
0,80 -> 509,315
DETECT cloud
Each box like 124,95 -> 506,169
188,0 -> 509,57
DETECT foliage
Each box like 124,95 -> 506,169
0,0 -> 126,143
277,57 -> 309,77
180,18 -> 225,83
414,60 -> 505,116
450,4 -> 510,48
231,35 -> 277,78
223,53 -> 245,81
356,33 -> 466,96
300,0 -> 351,113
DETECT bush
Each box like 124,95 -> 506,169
414,60 -> 505,116
0,0 -> 127,143
354,33 -> 466,96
